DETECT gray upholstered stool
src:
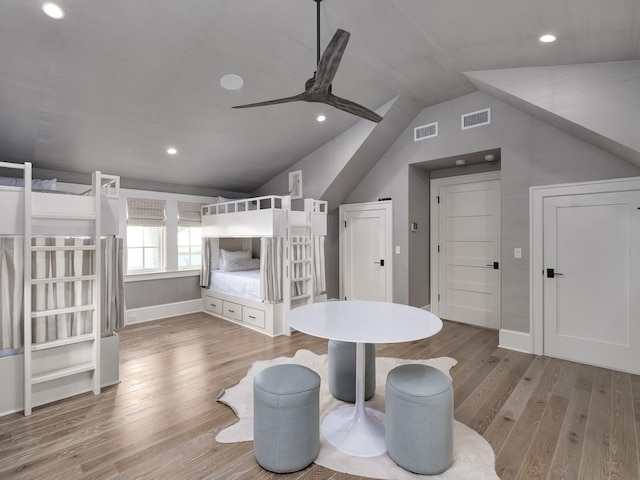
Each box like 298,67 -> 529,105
328,340 -> 376,402
253,364 -> 321,473
385,364 -> 454,475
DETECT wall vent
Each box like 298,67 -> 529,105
414,122 -> 438,141
461,108 -> 491,130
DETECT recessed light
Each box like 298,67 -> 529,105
317,115 -> 326,122
220,74 -> 244,91
539,34 -> 557,43
167,147 -> 177,155
484,154 -> 495,161
42,2 -> 65,19
455,159 -> 466,166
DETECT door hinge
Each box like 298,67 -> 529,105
344,221 -> 347,228
344,296 -> 347,301
437,196 -> 440,204
438,293 -> 440,301
437,245 -> 440,253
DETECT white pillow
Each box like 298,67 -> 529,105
219,248 -> 251,270
223,258 -> 260,272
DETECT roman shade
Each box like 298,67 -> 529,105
126,198 -> 166,227
177,201 -> 203,227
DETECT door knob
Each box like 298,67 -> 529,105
546,268 -> 563,278
374,259 -> 385,266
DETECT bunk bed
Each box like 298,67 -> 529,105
0,161 -> 124,416
200,196 -> 327,336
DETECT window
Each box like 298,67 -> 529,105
127,226 -> 164,271
178,226 -> 201,268
126,198 -> 166,273
177,201 -> 204,269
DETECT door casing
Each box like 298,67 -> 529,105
530,175 -> 640,356
339,201 -> 393,302
430,171 -> 501,326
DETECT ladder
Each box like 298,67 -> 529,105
22,163 -> 102,416
282,198 -> 317,336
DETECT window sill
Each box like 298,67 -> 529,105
124,269 -> 201,283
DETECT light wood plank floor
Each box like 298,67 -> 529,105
1,312 -> 639,479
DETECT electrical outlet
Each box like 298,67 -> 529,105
514,248 -> 522,259
395,246 -> 400,254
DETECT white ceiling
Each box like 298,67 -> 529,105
1,0 -> 639,192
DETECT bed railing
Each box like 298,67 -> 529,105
78,174 -> 120,197
202,195 -> 285,216
0,161 -> 120,198
201,195 -> 327,217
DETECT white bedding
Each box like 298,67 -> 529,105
209,269 -> 261,301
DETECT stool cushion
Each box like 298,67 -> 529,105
328,340 -> 375,402
385,364 -> 453,475
253,364 -> 320,473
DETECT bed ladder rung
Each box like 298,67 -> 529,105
31,245 -> 96,252
291,294 -> 312,301
30,334 -> 96,351
31,305 -> 95,318
292,276 -> 312,282
31,212 -> 96,221
31,275 -> 96,285
31,363 -> 95,385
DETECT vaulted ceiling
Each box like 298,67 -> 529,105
1,1 -> 639,192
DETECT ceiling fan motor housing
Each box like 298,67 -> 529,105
305,73 -> 331,93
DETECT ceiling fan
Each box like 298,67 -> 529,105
232,0 -> 383,123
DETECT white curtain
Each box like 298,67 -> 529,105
32,237 -> 94,343
0,236 -> 124,351
0,238 -> 23,350
200,237 -> 211,287
260,237 -> 283,302
313,236 -> 326,295
101,237 -> 125,336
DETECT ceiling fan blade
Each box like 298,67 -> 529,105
323,94 -> 383,123
232,93 -> 305,109
311,29 -> 350,94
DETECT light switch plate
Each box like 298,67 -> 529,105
395,246 -> 400,254
514,247 -> 522,258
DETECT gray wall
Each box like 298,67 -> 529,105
125,276 -> 202,309
346,90 -> 640,333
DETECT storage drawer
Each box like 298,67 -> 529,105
203,294 -> 223,315
222,301 -> 242,321
243,307 -> 265,329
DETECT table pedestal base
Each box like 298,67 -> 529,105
321,405 -> 386,457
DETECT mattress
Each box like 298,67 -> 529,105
209,269 -> 261,301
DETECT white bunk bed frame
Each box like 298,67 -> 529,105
201,195 -> 328,336
0,161 -> 121,416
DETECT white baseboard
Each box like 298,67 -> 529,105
126,299 -> 202,325
422,304 -> 431,312
499,329 -> 532,354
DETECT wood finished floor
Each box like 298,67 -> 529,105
1,312 -> 639,480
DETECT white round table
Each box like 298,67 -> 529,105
286,300 -> 443,457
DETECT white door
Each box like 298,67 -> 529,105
431,174 -> 501,329
340,201 -> 392,302
543,190 -> 640,373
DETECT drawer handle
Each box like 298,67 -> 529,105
210,303 -> 217,307
228,309 -> 235,313
248,315 -> 256,319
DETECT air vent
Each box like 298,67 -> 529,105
461,108 -> 491,130
414,122 -> 438,141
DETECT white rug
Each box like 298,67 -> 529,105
216,349 -> 499,480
